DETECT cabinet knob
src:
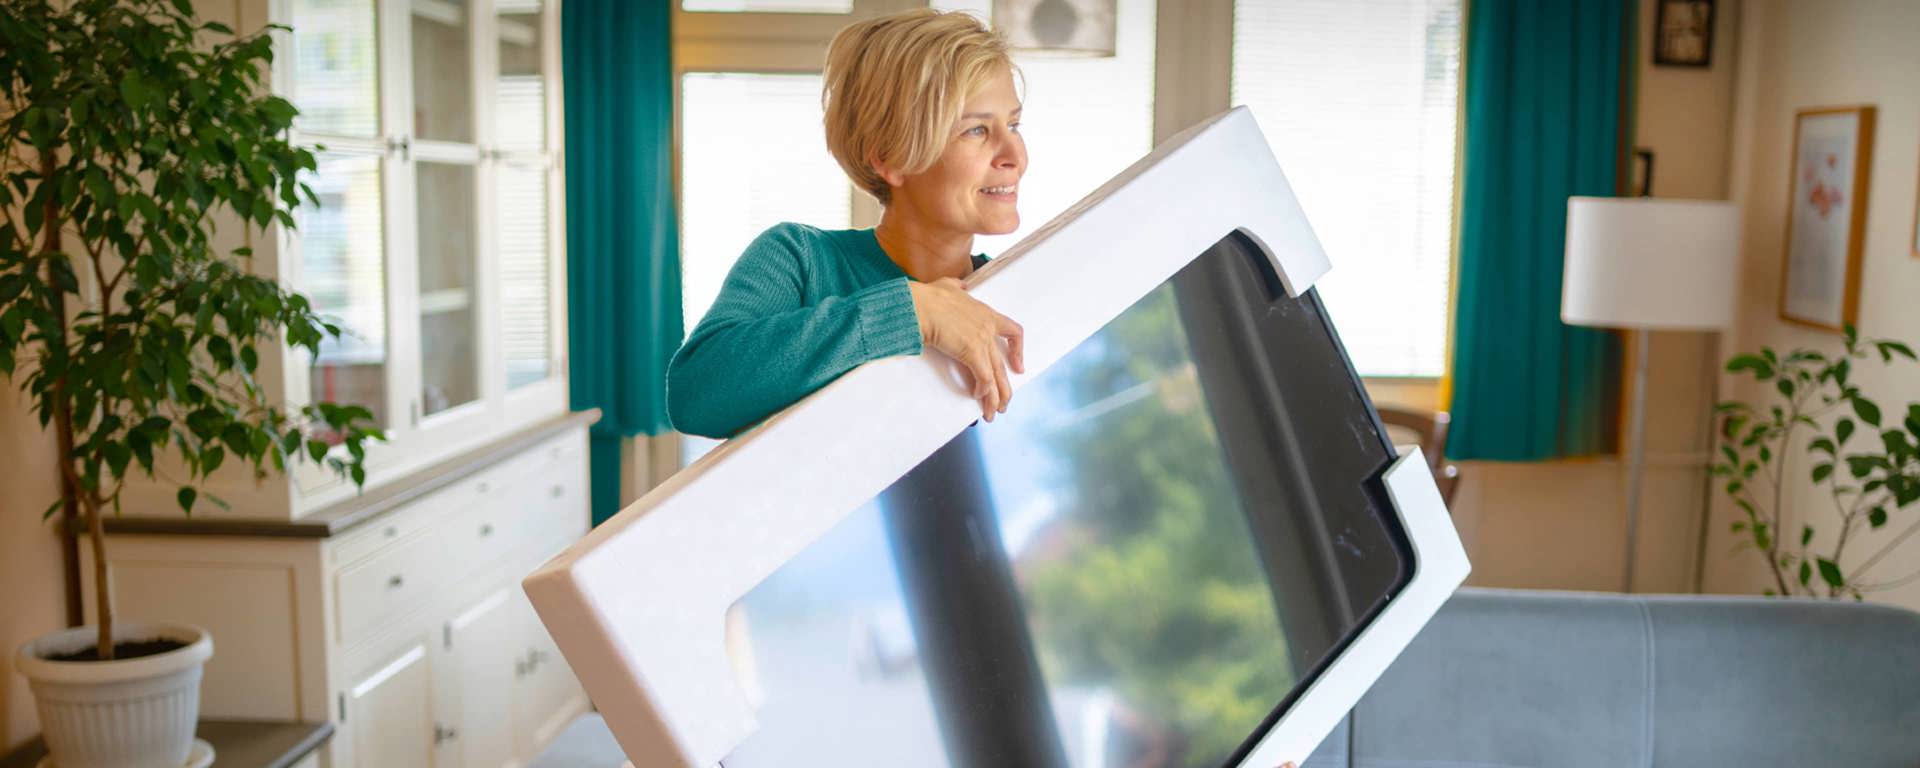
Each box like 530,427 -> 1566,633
387,574 -> 404,589
434,723 -> 459,745
384,526 -> 398,538
549,485 -> 563,499
479,523 -> 494,537
477,481 -> 490,494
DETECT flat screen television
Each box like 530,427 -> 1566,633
524,107 -> 1468,768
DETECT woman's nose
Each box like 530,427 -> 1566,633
994,135 -> 1025,170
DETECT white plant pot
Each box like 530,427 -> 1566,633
15,623 -> 213,768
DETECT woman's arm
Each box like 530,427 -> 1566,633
666,227 -> 922,438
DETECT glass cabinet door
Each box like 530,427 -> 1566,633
290,0 -> 393,441
300,154 -> 392,437
409,0 -> 477,144
416,159 -> 482,417
496,160 -> 552,390
291,0 -> 383,139
494,0 -> 546,154
495,0 -> 555,391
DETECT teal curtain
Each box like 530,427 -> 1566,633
563,0 -> 681,525
1447,0 -> 1628,461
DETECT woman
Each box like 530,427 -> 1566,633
667,8 -> 1028,439
667,11 -> 1303,768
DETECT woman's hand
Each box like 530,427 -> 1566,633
909,277 -> 1024,422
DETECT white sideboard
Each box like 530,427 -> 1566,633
82,410 -> 597,767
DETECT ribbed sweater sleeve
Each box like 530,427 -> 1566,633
666,224 -> 924,438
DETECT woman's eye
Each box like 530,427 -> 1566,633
965,125 -> 988,137
1009,122 -> 1021,133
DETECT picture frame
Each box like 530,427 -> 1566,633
1653,0 -> 1715,67
1780,105 -> 1875,332
1911,153 -> 1920,258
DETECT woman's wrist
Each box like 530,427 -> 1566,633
906,280 -> 933,341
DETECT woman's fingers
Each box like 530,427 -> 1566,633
991,344 -> 1011,414
967,348 -> 998,421
999,314 -> 1025,374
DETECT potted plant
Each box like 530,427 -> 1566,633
1713,325 -> 1920,598
1,1 -> 380,765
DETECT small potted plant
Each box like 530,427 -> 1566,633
1,2 -> 380,765
1713,325 -> 1920,599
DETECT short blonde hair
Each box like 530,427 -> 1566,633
823,9 -> 1018,205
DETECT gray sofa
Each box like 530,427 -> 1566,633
1302,587 -> 1920,768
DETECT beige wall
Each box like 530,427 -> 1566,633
1447,0 -> 1740,595
1,384 -> 66,751
1704,0 -> 1920,609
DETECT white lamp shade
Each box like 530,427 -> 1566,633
1562,196 -> 1741,330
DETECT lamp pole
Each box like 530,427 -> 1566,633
1622,328 -> 1651,593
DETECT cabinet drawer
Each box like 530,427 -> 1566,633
336,531 -> 448,643
448,492 -> 522,572
331,476 -> 487,569
516,449 -> 589,550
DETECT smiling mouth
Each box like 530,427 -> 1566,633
979,184 -> 1017,198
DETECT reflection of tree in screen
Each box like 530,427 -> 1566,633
1020,285 -> 1292,767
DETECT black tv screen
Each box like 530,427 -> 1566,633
720,232 -> 1412,768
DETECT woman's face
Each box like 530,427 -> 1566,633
889,67 -> 1026,236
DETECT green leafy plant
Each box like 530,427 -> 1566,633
1714,325 -> 1920,599
1,0 -> 381,659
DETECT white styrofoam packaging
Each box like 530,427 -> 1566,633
523,106 -> 1470,767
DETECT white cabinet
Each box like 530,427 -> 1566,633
282,0 -> 568,507
82,1 -> 588,764
345,642 -> 438,767
512,589 -> 578,755
441,589 -> 523,768
142,0 -> 569,521
86,416 -> 596,768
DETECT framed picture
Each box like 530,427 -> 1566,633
1653,0 -> 1715,67
1780,105 -> 1875,332
1911,156 -> 1920,258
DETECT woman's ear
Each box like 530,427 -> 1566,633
869,154 -> 906,190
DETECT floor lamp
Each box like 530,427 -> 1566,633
1563,197 -> 1741,593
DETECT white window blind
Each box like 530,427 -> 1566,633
1231,0 -> 1461,378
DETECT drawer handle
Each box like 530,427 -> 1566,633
479,523 -> 494,537
387,574 -> 404,589
549,485 -> 563,499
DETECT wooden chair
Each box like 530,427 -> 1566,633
1376,406 -> 1461,507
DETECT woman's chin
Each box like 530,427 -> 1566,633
980,213 -> 1020,236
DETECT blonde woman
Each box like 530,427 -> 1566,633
666,8 -> 1028,439
668,11 -> 1309,767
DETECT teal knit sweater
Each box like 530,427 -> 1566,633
666,222 -> 988,438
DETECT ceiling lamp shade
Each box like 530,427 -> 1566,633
1562,197 -> 1742,331
993,0 -> 1116,57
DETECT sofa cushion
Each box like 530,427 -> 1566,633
1300,588 -> 1920,768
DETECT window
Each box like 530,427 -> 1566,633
932,0 -> 1157,258
1231,0 -> 1462,378
680,73 -> 853,335
677,1 -> 1158,339
668,0 -> 1462,458
682,0 -> 854,12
